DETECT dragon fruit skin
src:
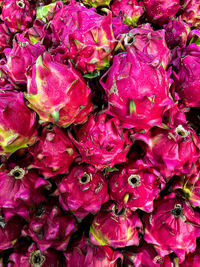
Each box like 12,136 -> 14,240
124,24 -> 170,69
181,0 -> 200,27
134,122 -> 200,178
0,90 -> 38,156
0,166 -> 49,221
69,113 -> 132,170
109,160 -> 163,213
89,202 -> 143,248
101,46 -> 172,130
8,243 -> 65,267
0,22 -> 11,54
180,248 -> 200,267
111,16 -> 130,39
25,52 -> 93,127
1,0 -> 35,33
163,17 -> 190,49
4,34 -> 46,85
29,125 -> 78,178
143,194 -> 200,263
64,236 -> 123,267
173,44 -> 200,107
22,205 -> 77,252
59,164 -> 109,218
111,0 -> 144,26
82,0 -> 111,8
142,0 -> 180,25
50,2 -> 117,73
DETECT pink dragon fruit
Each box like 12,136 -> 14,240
82,0 -> 111,8
29,125 -> 78,178
8,243 -> 65,267
69,113 -> 132,170
101,46 -> 172,130
124,23 -> 170,69
0,215 -> 23,251
64,236 -> 123,267
111,0 -> 144,26
163,17 -> 190,49
181,0 -> 200,27
142,0 -> 180,25
59,164 -> 109,218
0,90 -> 38,155
134,119 -> 200,178
0,165 -> 49,221
0,22 -> 11,54
25,52 -> 93,127
1,0 -> 35,33
143,193 -> 200,263
22,205 -> 77,252
180,248 -> 200,267
109,160 -> 163,212
89,202 -> 143,248
50,1 -> 117,74
173,44 -> 200,107
4,34 -> 46,84
111,16 -> 130,39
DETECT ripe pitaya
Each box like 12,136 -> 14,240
64,236 -> 123,267
181,0 -> 200,27
109,160 -> 163,212
124,24 -> 170,69
89,202 -> 143,248
25,52 -> 93,127
59,164 -> 109,218
50,1 -> 117,73
163,17 -> 190,49
173,44 -> 200,107
29,125 -> 78,178
112,16 -> 130,39
143,194 -> 200,263
69,113 -> 132,170
22,205 -> 77,252
101,46 -> 172,130
1,0 -> 35,33
111,0 -> 144,26
82,0 -> 111,8
0,22 -> 11,54
0,90 -> 38,155
0,166 -> 49,221
142,0 -> 180,25
4,34 -> 46,84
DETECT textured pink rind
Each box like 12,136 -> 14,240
59,164 -> 109,218
25,52 -> 93,127
69,113 -> 132,170
181,0 -> 200,27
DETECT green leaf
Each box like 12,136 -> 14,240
83,70 -> 99,79
51,110 -> 59,122
129,99 -> 137,115
106,167 -> 119,172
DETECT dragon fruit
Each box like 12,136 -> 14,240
111,0 -> 144,26
109,160 -> 163,212
0,22 -> 11,54
29,125 -> 78,178
50,1 -> 117,74
124,24 -> 170,69
22,205 -> 77,252
64,236 -> 123,267
181,0 -> 200,27
163,17 -> 190,49
144,193 -> 200,263
142,0 -> 180,25
8,243 -> 65,267
0,165 -> 49,221
134,120 -> 200,178
1,0 -> 35,33
89,202 -> 143,248
180,248 -> 200,266
82,0 -> 111,8
69,113 -> 132,170
25,52 -> 93,127
112,16 -> 130,39
4,34 -> 46,84
101,46 -> 172,130
173,44 -> 200,107
0,90 -> 38,155
59,164 -> 109,218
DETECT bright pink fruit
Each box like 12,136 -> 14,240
182,0 -> 200,27
0,22 -> 11,54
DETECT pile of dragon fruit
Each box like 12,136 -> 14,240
1,0 -> 200,266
